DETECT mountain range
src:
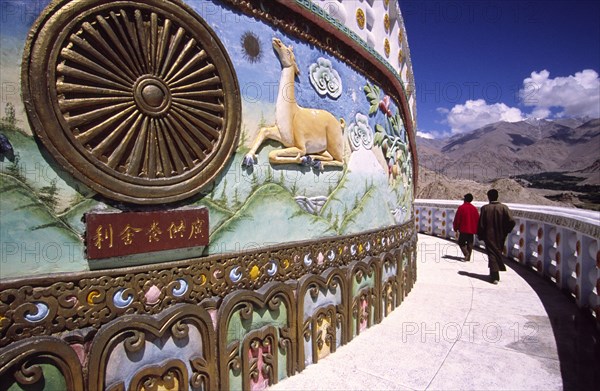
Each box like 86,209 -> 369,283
416,118 -> 600,210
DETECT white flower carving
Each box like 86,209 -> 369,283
309,57 -> 343,99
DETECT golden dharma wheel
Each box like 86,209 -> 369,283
22,0 -> 240,204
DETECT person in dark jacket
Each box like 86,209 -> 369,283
453,193 -> 479,262
477,189 -> 516,284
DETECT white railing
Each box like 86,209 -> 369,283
414,199 -> 600,325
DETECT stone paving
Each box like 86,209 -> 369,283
269,234 -> 600,391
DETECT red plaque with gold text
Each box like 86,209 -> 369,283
85,208 -> 209,260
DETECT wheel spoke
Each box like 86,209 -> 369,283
163,38 -> 197,81
109,10 -> 144,75
172,97 -> 224,116
150,13 -> 158,74
171,89 -> 223,99
107,114 -> 144,169
68,34 -> 136,82
90,109 -> 139,156
76,105 -> 136,145
141,120 -> 157,178
155,19 -> 171,73
95,14 -> 141,79
56,64 -> 131,92
167,111 -> 206,164
126,115 -> 150,176
169,63 -> 214,87
155,118 -> 174,177
60,48 -> 133,86
65,102 -> 133,129
160,27 -> 185,78
171,107 -> 215,152
135,10 -> 151,72
59,96 -> 131,112
81,22 -> 137,80
120,9 -> 147,74
170,75 -> 221,92
158,117 -> 186,174
172,101 -> 223,128
56,82 -> 131,97
165,49 -> 207,85
172,103 -> 222,140
163,118 -> 196,170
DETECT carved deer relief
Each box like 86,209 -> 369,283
243,38 -> 345,170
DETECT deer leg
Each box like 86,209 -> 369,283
243,125 -> 281,166
268,147 -> 305,165
307,151 -> 344,170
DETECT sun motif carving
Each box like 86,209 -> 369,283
23,0 -> 240,204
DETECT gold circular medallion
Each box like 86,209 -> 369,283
384,38 -> 390,58
22,0 -> 240,204
384,14 -> 390,33
356,8 -> 365,30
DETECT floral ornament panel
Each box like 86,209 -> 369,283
362,82 -> 410,184
308,57 -> 343,99
348,113 -> 374,151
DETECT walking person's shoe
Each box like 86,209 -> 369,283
459,245 -> 468,262
490,271 -> 500,284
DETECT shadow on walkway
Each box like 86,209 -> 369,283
503,258 -> 599,390
442,254 -> 467,262
457,270 -> 492,284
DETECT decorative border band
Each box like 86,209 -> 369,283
0,221 -> 416,347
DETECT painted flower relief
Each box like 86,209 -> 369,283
309,57 -> 343,99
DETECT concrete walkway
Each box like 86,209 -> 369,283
270,234 -> 600,391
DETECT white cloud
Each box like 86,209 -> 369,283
443,99 -> 525,134
416,131 -> 435,139
519,69 -> 600,119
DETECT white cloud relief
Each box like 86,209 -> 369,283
444,99 -> 524,134
519,69 -> 600,119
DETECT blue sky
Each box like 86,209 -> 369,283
1,0 -> 598,140
401,0 -> 600,138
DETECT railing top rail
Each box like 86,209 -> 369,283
415,199 -> 600,226
415,199 -> 600,239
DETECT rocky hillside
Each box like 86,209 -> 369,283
416,166 -> 566,207
418,118 -> 600,184
416,118 -> 600,210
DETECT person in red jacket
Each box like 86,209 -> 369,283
453,193 -> 479,262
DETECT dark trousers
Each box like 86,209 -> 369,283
457,233 -> 474,261
484,240 -> 507,273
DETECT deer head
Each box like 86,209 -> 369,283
272,38 -> 300,75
